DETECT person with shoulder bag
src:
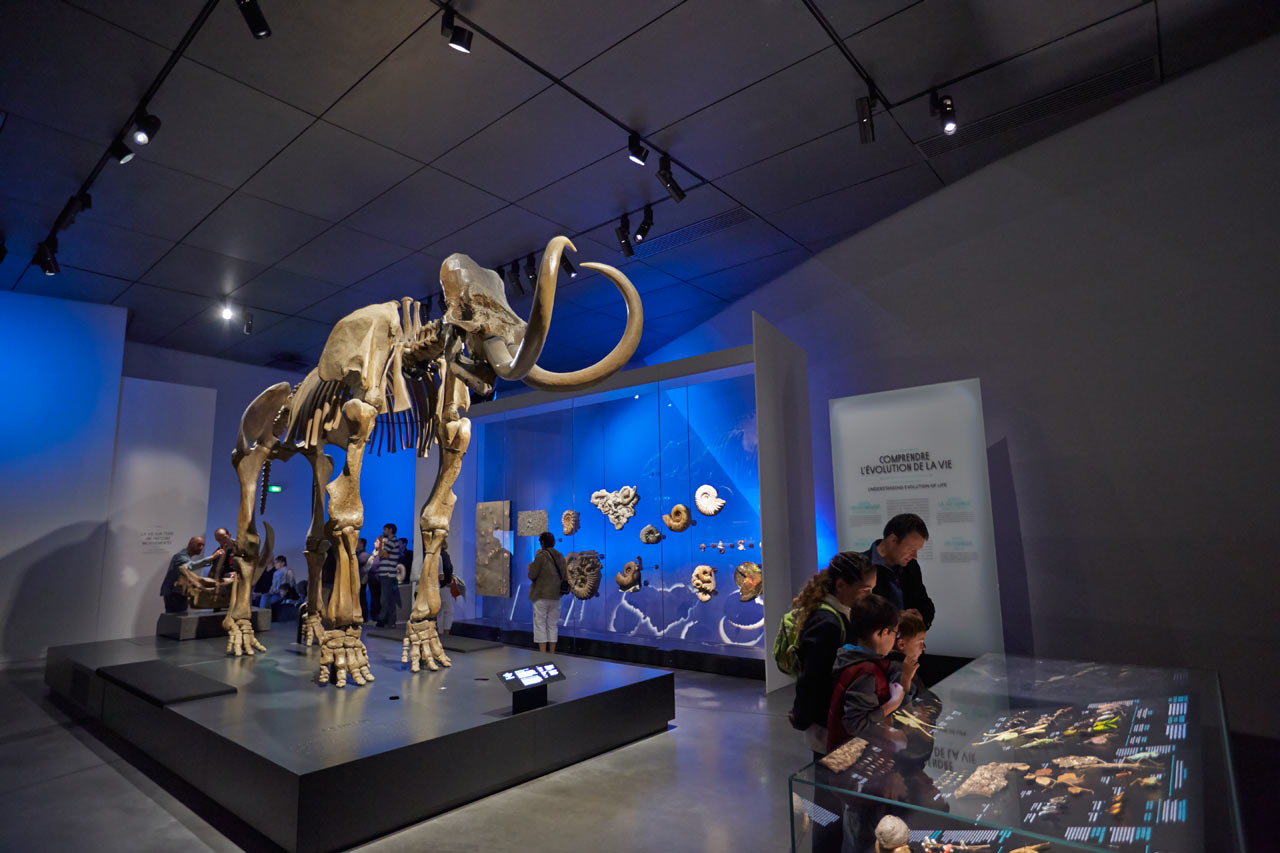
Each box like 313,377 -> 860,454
527,531 -> 567,653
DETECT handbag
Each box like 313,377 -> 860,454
556,552 -> 570,596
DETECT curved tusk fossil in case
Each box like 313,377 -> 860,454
694,484 -> 725,516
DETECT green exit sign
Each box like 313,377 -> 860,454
267,485 -> 283,493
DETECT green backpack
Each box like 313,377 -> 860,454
773,602 -> 845,676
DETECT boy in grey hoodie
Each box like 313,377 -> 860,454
825,594 -> 904,751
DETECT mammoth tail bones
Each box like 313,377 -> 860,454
221,237 -> 643,686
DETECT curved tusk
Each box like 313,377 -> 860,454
481,236 -> 575,381
523,261 -> 644,392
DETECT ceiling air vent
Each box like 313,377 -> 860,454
267,352 -> 312,371
919,57 -> 1159,158
633,206 -> 755,259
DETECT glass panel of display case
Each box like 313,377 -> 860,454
788,654 -> 1243,852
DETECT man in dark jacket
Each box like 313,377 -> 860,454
864,513 -> 935,628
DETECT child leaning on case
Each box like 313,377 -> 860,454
825,594 -> 904,752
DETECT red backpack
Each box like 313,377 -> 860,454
825,658 -> 892,752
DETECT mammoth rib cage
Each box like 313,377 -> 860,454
282,374 -> 437,457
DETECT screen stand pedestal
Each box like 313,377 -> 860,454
512,683 -> 547,714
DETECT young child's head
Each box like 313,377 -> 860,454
848,594 -> 900,655
896,610 -> 927,662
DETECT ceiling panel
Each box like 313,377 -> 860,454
564,0 -> 830,133
560,262 -> 682,309
651,47 -> 862,180
326,22 -> 550,164
637,217 -> 804,280
685,247 -> 811,301
184,192 -> 331,265
113,282 -> 210,344
0,116 -> 102,211
1157,0 -> 1280,77
156,303 -> 289,358
229,316 -> 334,365
54,218 -> 175,281
713,120 -> 923,215
516,151 -> 701,232
434,86 -> 624,202
0,1 -> 168,143
348,252 -> 441,301
597,281 -> 723,321
764,162 -> 941,251
240,121 -> 421,222
186,0 -> 433,116
454,0 -> 683,78
845,0 -> 1137,103
13,265 -> 131,305
578,183 -> 741,258
228,268 -> 343,315
276,226 -> 412,286
890,5 -> 1158,142
140,244 -> 265,298
299,287 -> 396,325
63,0 -> 207,49
424,205 -> 589,269
81,158 -> 231,242
342,166 -> 506,250
141,59 -> 315,188
810,0 -> 921,39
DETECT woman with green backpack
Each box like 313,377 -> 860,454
785,551 -> 878,756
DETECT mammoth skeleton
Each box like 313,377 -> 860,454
224,237 -> 642,686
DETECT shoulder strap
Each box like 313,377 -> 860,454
814,602 -> 846,643
826,660 -> 893,738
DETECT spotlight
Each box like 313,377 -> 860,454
243,311 -> 254,335
524,253 -> 537,289
627,133 -> 649,166
615,214 -> 635,258
109,139 -> 135,164
560,255 -> 576,278
856,95 -> 876,144
33,239 -> 60,276
634,204 -> 653,242
236,0 -> 271,39
656,154 -> 686,203
931,91 -> 957,136
221,303 -> 234,320
131,113 -> 162,145
441,8 -> 474,53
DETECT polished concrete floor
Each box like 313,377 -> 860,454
0,643 -> 809,852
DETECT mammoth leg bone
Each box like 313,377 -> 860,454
224,443 -> 274,656
404,366 -> 468,673
317,399 -> 377,688
301,450 -> 334,646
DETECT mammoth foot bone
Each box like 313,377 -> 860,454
317,626 -> 375,687
302,611 -> 324,646
403,618 -> 452,673
224,615 -> 267,656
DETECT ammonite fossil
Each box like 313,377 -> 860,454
590,485 -> 639,530
615,555 -> 643,591
562,509 -> 580,536
691,564 -> 717,601
661,503 -> 692,532
734,561 -> 762,601
694,484 -> 725,516
566,550 -> 602,600
639,524 -> 665,544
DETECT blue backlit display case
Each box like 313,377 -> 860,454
789,654 -> 1243,852
468,363 -> 767,660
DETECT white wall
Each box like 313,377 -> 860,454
0,292 -> 125,662
646,36 -> 1280,736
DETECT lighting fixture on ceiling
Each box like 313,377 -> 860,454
56,192 -> 92,231
221,303 -> 235,320
634,204 -> 653,242
441,8 -> 474,53
856,95 -> 876,144
109,139 -> 135,164
505,262 -> 523,295
524,254 -> 537,289
236,0 -> 271,39
243,311 -> 254,335
931,91 -> 957,136
131,113 -> 162,145
615,214 -> 635,258
627,133 -> 649,166
33,238 -> 60,276
656,155 -> 686,203
560,255 -> 576,278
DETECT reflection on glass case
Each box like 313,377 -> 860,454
790,654 -> 1243,852
469,367 -> 764,658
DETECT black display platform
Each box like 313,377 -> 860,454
156,606 -> 270,640
45,632 -> 674,852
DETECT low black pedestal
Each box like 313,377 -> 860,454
155,607 -> 270,640
512,682 -> 547,714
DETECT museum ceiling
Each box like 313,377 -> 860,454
1,0 -> 1274,376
